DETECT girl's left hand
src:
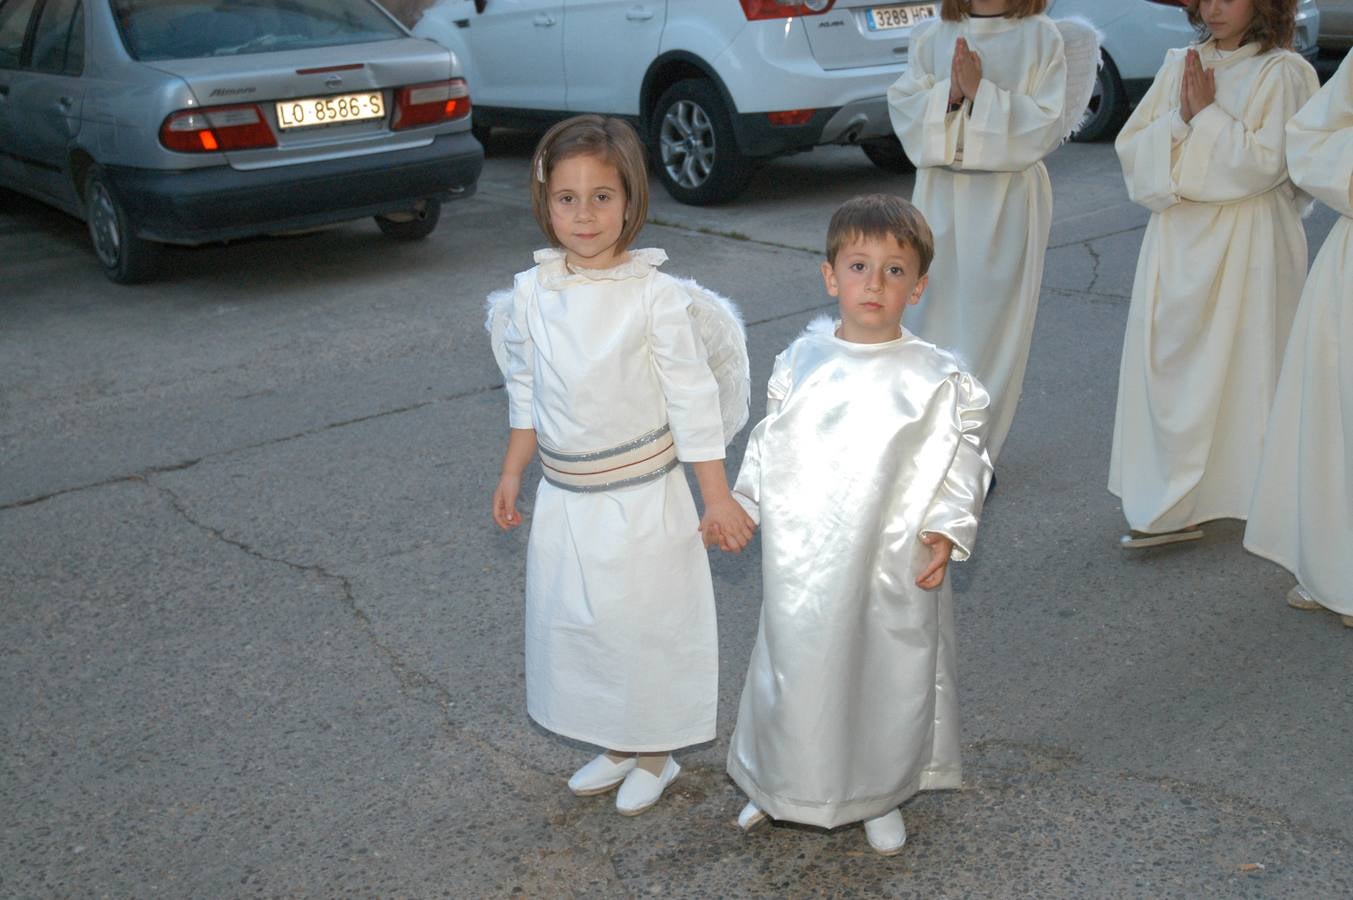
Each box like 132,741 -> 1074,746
916,533 -> 954,590
952,38 -> 983,103
700,496 -> 756,553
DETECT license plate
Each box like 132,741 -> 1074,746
275,92 -> 384,129
866,3 -> 937,31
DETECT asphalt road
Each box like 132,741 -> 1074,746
2,135 -> 1349,898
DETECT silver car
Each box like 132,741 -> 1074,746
0,0 -> 483,283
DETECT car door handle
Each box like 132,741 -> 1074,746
532,13 -> 556,26
626,6 -> 654,20
58,96 -> 73,109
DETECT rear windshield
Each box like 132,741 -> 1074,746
111,0 -> 405,61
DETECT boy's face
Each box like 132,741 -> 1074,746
822,233 -> 928,344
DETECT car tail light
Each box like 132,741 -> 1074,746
740,0 -> 834,20
160,104 -> 277,153
767,109 -> 816,126
392,79 -> 471,130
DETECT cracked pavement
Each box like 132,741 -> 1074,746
3,138 -> 1350,898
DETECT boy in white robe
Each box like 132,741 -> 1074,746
1245,50 -> 1353,625
726,195 -> 992,855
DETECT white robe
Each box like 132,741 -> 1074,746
727,320 -> 991,829
1245,51 -> 1353,613
1109,42 -> 1319,533
500,248 -> 725,751
888,14 -> 1067,463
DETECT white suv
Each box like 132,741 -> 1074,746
414,0 -> 934,204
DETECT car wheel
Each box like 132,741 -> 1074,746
651,79 -> 753,205
375,199 -> 442,240
1071,53 -> 1129,143
84,168 -> 159,284
860,136 -> 915,174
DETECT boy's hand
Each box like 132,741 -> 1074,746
916,532 -> 954,590
492,474 -> 525,530
700,496 -> 755,553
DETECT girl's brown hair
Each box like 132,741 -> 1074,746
529,115 -> 648,254
1185,0 -> 1296,52
940,0 -> 1048,21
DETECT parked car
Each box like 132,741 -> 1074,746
0,0 -> 484,283
1315,0 -> 1351,50
415,0 -> 936,204
1052,0 -> 1322,141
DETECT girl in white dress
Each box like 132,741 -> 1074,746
1245,51 -> 1353,625
1110,0 -> 1319,549
888,0 -> 1069,467
488,116 -> 755,815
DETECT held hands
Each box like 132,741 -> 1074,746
699,494 -> 756,553
916,532 -> 954,590
1179,49 -> 1216,124
491,473 -> 525,530
950,38 -> 983,105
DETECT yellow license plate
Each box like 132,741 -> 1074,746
866,3 -> 937,31
275,92 -> 384,129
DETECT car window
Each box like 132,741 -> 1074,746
30,0 -> 83,75
0,0 -> 40,69
110,0 -> 405,62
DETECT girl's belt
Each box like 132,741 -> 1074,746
538,424 -> 678,493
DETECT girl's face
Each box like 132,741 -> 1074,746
1199,0 -> 1256,50
547,153 -> 627,269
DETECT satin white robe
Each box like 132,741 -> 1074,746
888,15 -> 1067,463
727,321 -> 992,829
1245,52 -> 1353,613
1109,43 -> 1319,533
501,248 -> 725,751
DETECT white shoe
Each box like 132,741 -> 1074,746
1119,527 -> 1203,550
863,809 -> 907,856
615,756 -> 680,816
1287,585 -> 1323,611
568,754 -> 636,797
737,800 -> 768,832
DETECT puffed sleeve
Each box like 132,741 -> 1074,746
732,349 -> 793,523
888,22 -> 965,168
919,371 -> 992,562
1286,51 -> 1353,218
1115,51 -> 1187,213
501,273 -> 535,430
960,20 -> 1068,172
1176,53 -> 1319,204
648,277 -> 726,462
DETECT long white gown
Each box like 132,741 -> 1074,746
888,14 -> 1067,463
1245,52 -> 1353,613
500,248 -> 725,752
727,319 -> 991,829
1109,42 -> 1319,534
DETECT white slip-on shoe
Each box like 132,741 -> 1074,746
1286,585 -> 1324,611
863,809 -> 907,856
1119,527 -> 1204,550
737,800 -> 768,832
615,756 -> 680,816
568,754 -> 636,797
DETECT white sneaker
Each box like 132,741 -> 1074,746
567,754 -> 636,797
737,800 -> 768,832
615,756 -> 680,816
863,809 -> 907,856
1287,585 -> 1323,611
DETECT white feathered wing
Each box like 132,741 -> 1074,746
1056,17 -> 1103,142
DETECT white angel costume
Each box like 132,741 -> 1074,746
1245,51 -> 1353,613
888,15 -> 1095,464
1109,42 -> 1319,534
726,319 -> 991,828
486,248 -> 749,751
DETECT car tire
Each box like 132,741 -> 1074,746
1071,53 -> 1129,143
860,136 -> 915,174
651,79 -> 753,205
84,168 -> 159,284
471,118 -> 492,151
375,199 -> 442,240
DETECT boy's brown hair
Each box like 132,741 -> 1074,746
940,0 -> 1048,21
529,115 -> 649,254
1185,0 -> 1296,52
826,194 -> 935,276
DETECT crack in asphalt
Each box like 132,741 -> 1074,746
1084,241 -> 1104,294
1047,222 -> 1146,252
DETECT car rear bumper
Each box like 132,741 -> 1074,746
105,131 -> 483,245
